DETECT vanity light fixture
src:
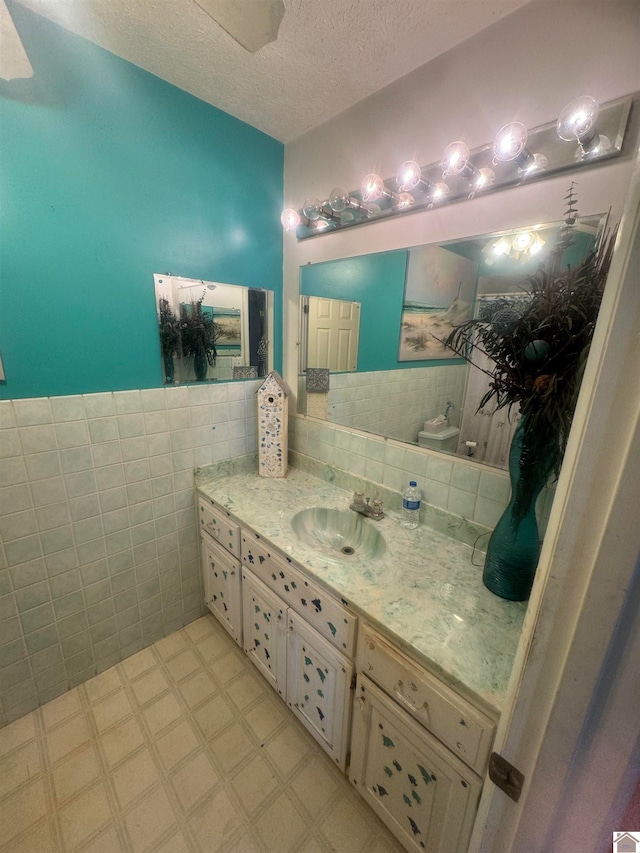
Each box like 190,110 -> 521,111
282,92 -> 633,239
487,229 -> 546,262
557,95 -> 611,158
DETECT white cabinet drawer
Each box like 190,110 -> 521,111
358,624 -> 495,774
241,531 -> 357,657
198,497 -> 240,558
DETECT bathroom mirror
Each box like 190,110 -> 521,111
298,213 -> 607,469
154,274 -> 273,384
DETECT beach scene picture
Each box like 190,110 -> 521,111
398,244 -> 478,360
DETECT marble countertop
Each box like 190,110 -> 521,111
195,463 -> 526,715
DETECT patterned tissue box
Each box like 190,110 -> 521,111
306,368 -> 330,394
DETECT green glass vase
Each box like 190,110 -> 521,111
193,353 -> 208,381
163,353 -> 175,384
483,416 -> 556,601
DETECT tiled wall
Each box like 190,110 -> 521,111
0,382 -> 260,726
289,415 -> 555,533
326,366 -> 467,442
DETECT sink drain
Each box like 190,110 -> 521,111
341,546 -> 355,555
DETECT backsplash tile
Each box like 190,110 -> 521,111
0,381 -> 261,726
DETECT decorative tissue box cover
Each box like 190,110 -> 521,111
306,368 -> 330,393
233,366 -> 258,379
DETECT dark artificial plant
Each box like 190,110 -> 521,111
442,185 -> 616,516
158,298 -> 181,383
179,294 -> 218,379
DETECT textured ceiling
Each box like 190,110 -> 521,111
14,0 -> 535,142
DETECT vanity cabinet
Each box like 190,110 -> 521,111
349,624 -> 495,853
241,529 -> 355,770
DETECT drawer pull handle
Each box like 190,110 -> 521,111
394,680 -> 428,716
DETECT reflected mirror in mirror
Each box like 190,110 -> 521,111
154,274 -> 273,384
298,213 -> 606,470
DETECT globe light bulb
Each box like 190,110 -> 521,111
280,208 -> 301,231
328,187 -> 349,212
361,173 -> 385,202
493,122 -> 531,165
302,197 -> 322,220
557,95 -> 599,142
430,182 -> 450,203
329,187 -> 371,217
557,95 -> 610,158
441,141 -> 473,177
396,160 -> 423,192
473,167 -> 496,190
514,231 -> 535,251
396,192 -> 415,209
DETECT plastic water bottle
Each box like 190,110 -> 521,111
401,481 -> 421,529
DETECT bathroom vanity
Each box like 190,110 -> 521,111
196,462 -> 526,853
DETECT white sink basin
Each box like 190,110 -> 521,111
290,507 -> 386,559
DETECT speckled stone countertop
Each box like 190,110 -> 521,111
195,460 -> 526,715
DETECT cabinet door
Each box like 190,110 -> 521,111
242,570 -> 287,697
286,611 -> 353,771
201,535 -> 242,646
349,675 -> 482,853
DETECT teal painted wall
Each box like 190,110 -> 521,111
0,3 -> 283,399
300,250 -> 460,372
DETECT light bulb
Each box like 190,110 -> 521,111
441,141 -> 474,178
431,182 -> 449,201
396,160 -> 423,192
492,121 -> 534,169
396,192 -> 414,209
329,187 -> 371,217
492,237 -> 511,256
514,231 -> 534,251
361,173 -> 385,202
302,197 -> 322,220
557,95 -> 610,157
557,95 -> 599,142
302,197 -> 339,222
473,167 -> 495,190
328,187 -> 349,212
280,208 -> 301,230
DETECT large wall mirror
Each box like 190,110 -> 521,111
298,213 -> 606,470
154,274 -> 273,384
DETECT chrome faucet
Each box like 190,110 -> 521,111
349,492 -> 385,520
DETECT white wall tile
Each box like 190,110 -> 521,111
13,398 -> 53,426
0,430 -> 22,458
117,414 -> 145,439
55,422 -> 90,449
50,396 -> 86,422
83,393 -> 115,418
25,452 -> 62,482
141,389 -> 166,412
113,391 -> 142,415
88,418 -> 119,444
59,447 -> 93,474
0,401 -> 17,430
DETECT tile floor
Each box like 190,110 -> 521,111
0,614 -> 405,853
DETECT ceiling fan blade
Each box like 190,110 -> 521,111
0,0 -> 34,80
193,0 -> 285,53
